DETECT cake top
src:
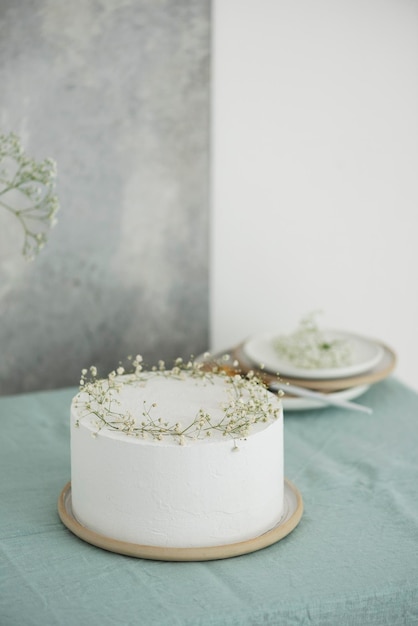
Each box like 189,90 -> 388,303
72,355 -> 282,446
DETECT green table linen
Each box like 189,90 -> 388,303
1,378 -> 418,625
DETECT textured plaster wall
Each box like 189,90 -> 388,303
0,0 -> 210,394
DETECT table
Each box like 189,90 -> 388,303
1,377 -> 418,625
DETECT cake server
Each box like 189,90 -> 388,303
270,381 -> 373,414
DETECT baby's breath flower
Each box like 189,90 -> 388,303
273,312 -> 353,369
0,132 -> 59,260
74,355 -> 281,447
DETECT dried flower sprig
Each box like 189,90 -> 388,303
74,355 -> 281,446
273,312 -> 353,369
0,132 -> 59,260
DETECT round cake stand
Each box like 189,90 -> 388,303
57,478 -> 303,561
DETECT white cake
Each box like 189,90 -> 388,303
70,358 -> 283,548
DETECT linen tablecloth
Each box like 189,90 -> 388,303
1,377 -> 418,625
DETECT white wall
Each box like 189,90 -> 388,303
211,0 -> 418,391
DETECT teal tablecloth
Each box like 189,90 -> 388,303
1,377 -> 418,625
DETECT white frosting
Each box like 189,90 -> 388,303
71,371 -> 283,548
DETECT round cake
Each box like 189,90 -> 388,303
70,358 -> 284,548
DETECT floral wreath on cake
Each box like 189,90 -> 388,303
74,354 -> 282,446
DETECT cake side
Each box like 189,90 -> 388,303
70,361 -> 284,548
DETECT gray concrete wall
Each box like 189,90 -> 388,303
0,0 -> 210,394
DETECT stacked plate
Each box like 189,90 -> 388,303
207,331 -> 396,412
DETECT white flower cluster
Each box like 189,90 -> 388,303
273,312 -> 353,370
0,132 -> 59,260
74,355 -> 281,445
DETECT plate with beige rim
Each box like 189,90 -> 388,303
243,331 -> 385,380
58,478 -> 303,561
226,341 -> 396,392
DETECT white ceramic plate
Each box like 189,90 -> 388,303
281,384 -> 370,411
243,331 -> 384,380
